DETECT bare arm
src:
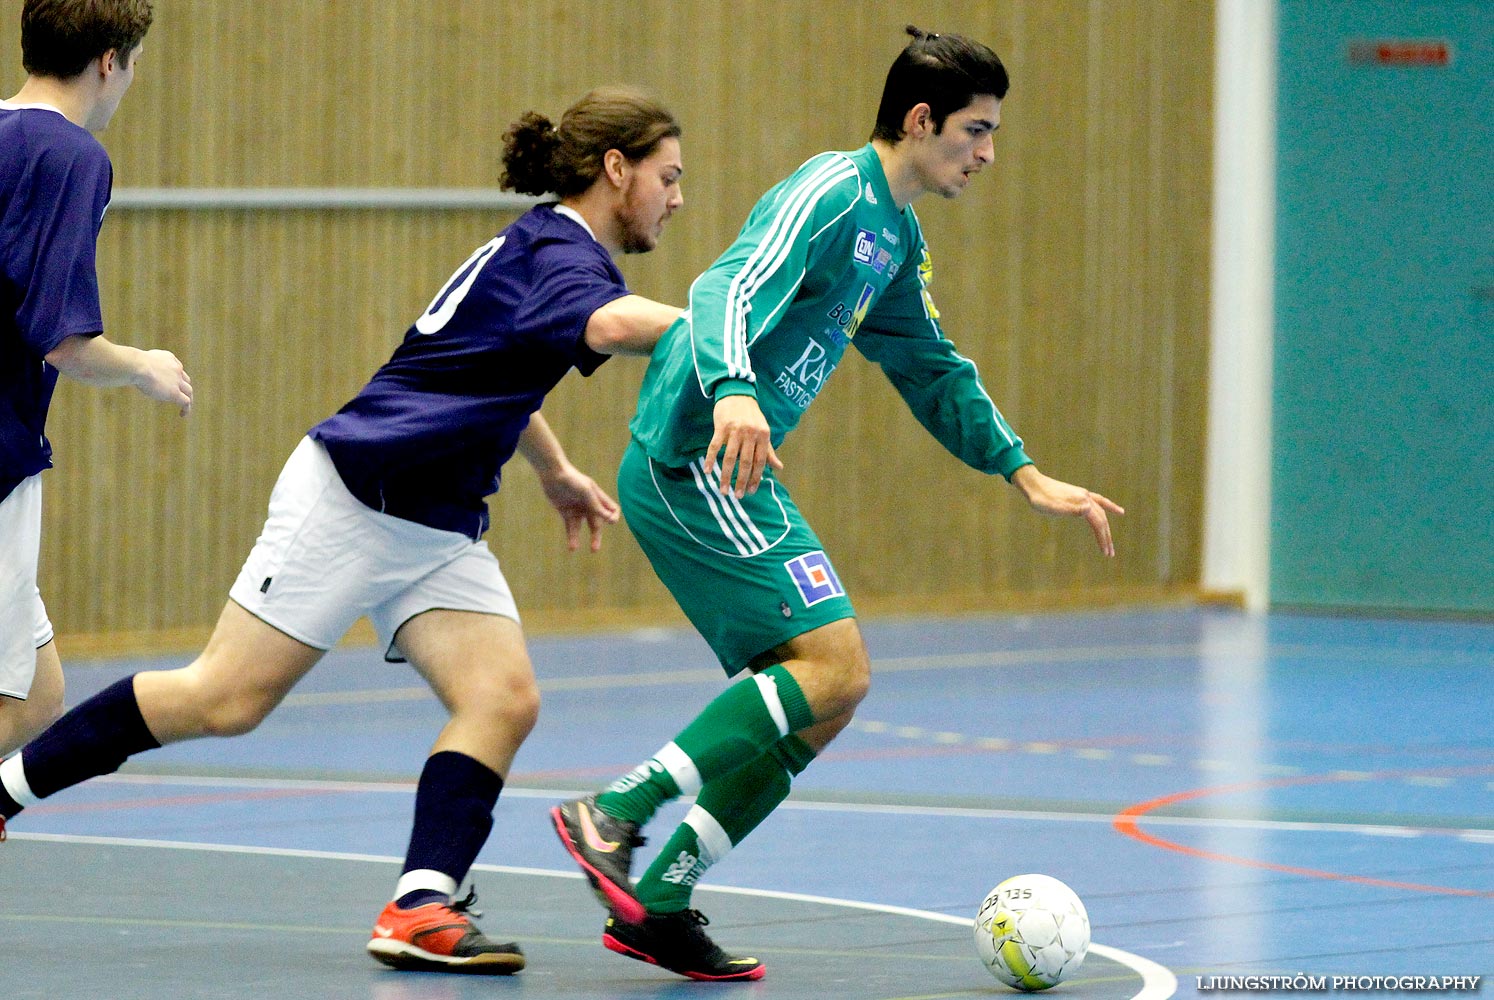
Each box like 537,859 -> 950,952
515,411 -> 569,477
44,334 -> 193,416
583,294 -> 682,356
517,412 -> 622,552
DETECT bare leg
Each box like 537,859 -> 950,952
363,609 -> 535,974
0,640 -> 64,756
394,609 -> 539,777
135,600 -> 325,742
763,616 -> 872,745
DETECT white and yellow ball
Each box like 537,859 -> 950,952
973,874 -> 1090,991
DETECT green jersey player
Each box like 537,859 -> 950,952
553,26 -> 1123,982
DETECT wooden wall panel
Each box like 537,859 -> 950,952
0,0 -> 1213,649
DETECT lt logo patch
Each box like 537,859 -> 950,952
785,551 -> 845,608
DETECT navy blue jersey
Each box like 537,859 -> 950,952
311,204 -> 627,538
0,104 -> 111,503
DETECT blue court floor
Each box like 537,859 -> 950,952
2,606 -> 1491,999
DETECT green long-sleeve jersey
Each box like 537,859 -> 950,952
630,143 -> 1032,479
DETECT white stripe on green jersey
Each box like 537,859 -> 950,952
631,144 -> 1031,480
727,155 -> 859,370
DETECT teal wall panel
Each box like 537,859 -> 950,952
1273,0 -> 1493,613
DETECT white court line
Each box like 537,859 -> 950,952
5,831 -> 1176,1000
272,644 -> 1202,708
271,636 -> 1494,707
696,883 -> 1177,1000
91,773 -> 1492,839
281,667 -> 727,705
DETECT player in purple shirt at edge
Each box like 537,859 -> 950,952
0,84 -> 686,975
0,0 -> 191,755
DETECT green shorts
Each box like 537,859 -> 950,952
618,439 -> 856,675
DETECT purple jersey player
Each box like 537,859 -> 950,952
0,85 -> 684,975
0,0 -> 191,754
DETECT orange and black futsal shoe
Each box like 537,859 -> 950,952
366,891 -> 524,974
603,909 -> 765,981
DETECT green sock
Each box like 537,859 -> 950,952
597,666 -> 813,825
636,734 -> 817,914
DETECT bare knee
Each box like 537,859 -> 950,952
797,708 -> 859,754
130,602 -> 324,743
511,679 -> 541,740
197,689 -> 277,737
33,680 -> 65,730
787,631 -> 871,722
0,652 -> 64,755
842,640 -> 872,702
140,663 -> 280,739
0,690 -> 63,756
828,651 -> 871,718
466,669 -> 541,740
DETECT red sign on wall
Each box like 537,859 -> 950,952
1347,39 -> 1452,67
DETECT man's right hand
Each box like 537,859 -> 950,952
135,349 -> 193,416
705,394 -> 782,497
45,334 -> 193,417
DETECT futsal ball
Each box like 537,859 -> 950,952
973,874 -> 1090,990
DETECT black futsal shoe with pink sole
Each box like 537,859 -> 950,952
603,909 -> 765,982
550,795 -> 647,923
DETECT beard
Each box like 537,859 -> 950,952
616,183 -> 663,254
617,211 -> 659,254
618,219 -> 658,254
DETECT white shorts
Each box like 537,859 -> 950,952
0,474 -> 55,700
228,437 -> 519,662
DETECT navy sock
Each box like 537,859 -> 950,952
399,751 -> 503,895
12,675 -> 160,810
395,889 -> 449,910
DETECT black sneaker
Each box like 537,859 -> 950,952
603,909 -> 765,982
550,795 -> 647,923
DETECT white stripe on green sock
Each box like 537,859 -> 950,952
597,667 -> 812,826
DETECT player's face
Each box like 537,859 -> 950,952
618,137 -> 684,254
88,44 -> 141,132
916,95 -> 1000,199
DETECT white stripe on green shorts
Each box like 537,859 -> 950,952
705,460 -> 771,550
688,460 -> 757,556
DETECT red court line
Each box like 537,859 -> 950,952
513,743 -> 1010,780
1113,767 -> 1494,898
512,763 -> 638,781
